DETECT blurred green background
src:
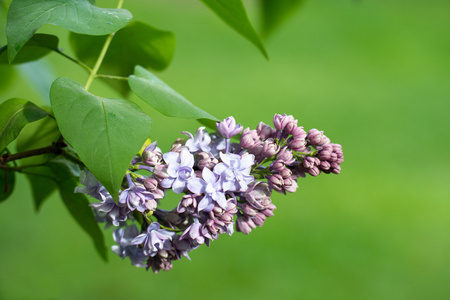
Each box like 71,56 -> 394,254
1,0 -> 450,299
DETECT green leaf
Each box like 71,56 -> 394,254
129,66 -> 218,121
0,34 -> 59,64
16,116 -> 60,211
69,21 -> 175,95
0,98 -> 48,152
0,65 -> 15,90
0,168 -> 15,203
199,0 -> 267,59
260,0 -> 304,37
49,160 -> 107,261
6,0 -> 133,62
50,77 -> 152,201
26,170 -> 58,211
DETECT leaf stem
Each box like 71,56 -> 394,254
55,50 -> 92,73
84,0 -> 124,91
96,74 -> 129,81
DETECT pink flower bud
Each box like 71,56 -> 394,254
240,128 -> 260,149
270,160 -> 286,173
256,122 -> 276,140
273,114 -> 295,131
289,138 -> 306,151
283,177 -> 298,193
253,213 -> 266,227
261,139 -> 280,157
277,147 -> 295,165
241,203 -> 259,217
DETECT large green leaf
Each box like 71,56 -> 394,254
6,0 -> 133,62
0,98 -> 48,151
50,77 -> 152,201
49,159 -> 107,261
199,0 -> 267,59
69,21 -> 175,95
0,168 -> 15,203
0,34 -> 59,64
129,66 -> 218,121
16,116 -> 60,211
260,0 -> 304,37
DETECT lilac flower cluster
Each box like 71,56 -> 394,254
75,114 -> 344,273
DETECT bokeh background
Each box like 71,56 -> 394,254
1,0 -> 450,299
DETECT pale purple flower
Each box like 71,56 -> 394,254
209,132 -> 226,157
131,222 -> 176,257
112,225 -> 147,267
187,167 -> 227,212
143,178 -> 165,200
181,218 -> 206,245
75,169 -> 105,200
216,116 -> 243,138
182,127 -> 211,153
119,175 -> 157,212
177,194 -> 199,215
161,148 -> 196,194
142,141 -> 163,166
213,152 -> 255,192
90,193 -> 130,226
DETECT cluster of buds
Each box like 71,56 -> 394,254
75,114 -> 344,273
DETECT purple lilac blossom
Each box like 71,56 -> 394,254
90,194 -> 130,227
131,222 -> 176,257
216,116 -> 243,138
187,167 -> 227,212
112,225 -> 147,267
182,127 -> 211,153
213,152 -> 255,192
142,141 -> 163,166
75,169 -> 105,200
119,174 -> 157,212
181,218 -> 206,246
161,148 -> 196,194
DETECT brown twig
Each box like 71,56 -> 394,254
0,141 -> 67,166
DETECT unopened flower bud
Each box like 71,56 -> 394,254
273,114 -> 295,131
196,152 -> 218,170
240,128 -> 260,149
256,122 -> 276,140
308,166 -> 321,177
291,126 -> 307,139
283,177 -> 298,193
319,161 -> 331,171
236,214 -> 256,235
261,139 -> 280,157
261,203 -> 276,217
144,178 -> 165,199
289,137 -> 306,151
277,147 -> 295,165
268,174 -> 284,193
307,129 -> 329,147
253,213 -> 266,227
302,156 -> 316,169
270,160 -> 286,173
284,118 -> 298,136
241,203 -> 259,217
279,168 -> 292,179
216,116 -> 243,138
